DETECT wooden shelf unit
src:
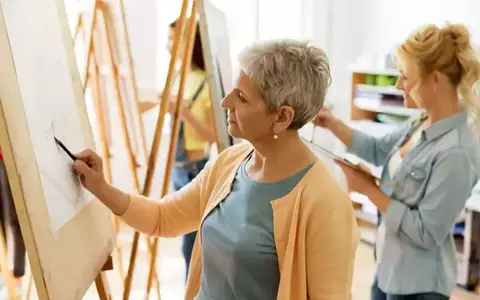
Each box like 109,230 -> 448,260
349,69 -> 405,234
351,69 -> 424,119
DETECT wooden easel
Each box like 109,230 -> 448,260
73,1 -> 162,295
23,256 -> 113,299
74,0 -> 126,284
122,0 -> 199,298
0,0 -> 117,297
95,256 -> 114,300
145,4 -> 201,298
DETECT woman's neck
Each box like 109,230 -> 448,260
247,131 -> 317,183
425,91 -> 461,126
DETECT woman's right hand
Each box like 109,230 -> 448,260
313,107 -> 354,147
72,149 -> 106,195
312,107 -> 335,129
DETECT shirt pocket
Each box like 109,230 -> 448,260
397,164 -> 429,204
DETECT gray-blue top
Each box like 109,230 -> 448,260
349,110 -> 480,296
195,153 -> 312,300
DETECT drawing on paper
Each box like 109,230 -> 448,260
2,1 -> 94,231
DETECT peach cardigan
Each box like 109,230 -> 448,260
120,142 -> 359,299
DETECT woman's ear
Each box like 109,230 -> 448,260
273,106 -> 295,133
431,70 -> 445,91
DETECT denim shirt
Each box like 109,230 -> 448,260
348,111 -> 480,296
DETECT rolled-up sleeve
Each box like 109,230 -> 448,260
347,122 -> 409,167
383,147 -> 476,249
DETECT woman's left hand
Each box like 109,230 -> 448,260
336,161 -> 378,194
336,161 -> 392,212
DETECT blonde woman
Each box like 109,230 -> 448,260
72,39 -> 359,300
316,23 -> 480,299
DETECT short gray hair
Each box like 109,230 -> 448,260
238,39 -> 331,129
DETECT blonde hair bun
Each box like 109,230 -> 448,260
397,22 -> 480,128
441,23 -> 471,53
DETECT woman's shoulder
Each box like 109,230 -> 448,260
434,123 -> 480,168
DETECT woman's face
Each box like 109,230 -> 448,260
221,71 -> 281,143
395,61 -> 437,110
395,64 -> 423,108
396,67 -> 419,109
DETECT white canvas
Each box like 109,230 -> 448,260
2,0 -> 93,231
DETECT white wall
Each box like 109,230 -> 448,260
319,0 -> 480,120
316,0 -> 376,119
85,0 -> 480,123
66,0 -> 480,133
123,0 -> 159,91
368,0 -> 480,55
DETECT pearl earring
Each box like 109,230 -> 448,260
273,134 -> 278,139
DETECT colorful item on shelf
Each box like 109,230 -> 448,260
375,75 -> 397,87
366,74 -> 376,85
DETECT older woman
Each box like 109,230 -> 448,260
72,39 -> 359,300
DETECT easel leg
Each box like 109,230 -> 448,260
118,0 -> 148,159
124,233 -> 161,299
122,231 -> 139,300
90,48 -> 126,282
96,2 -> 140,191
0,223 -> 18,300
94,6 -> 162,297
146,1 -> 198,297
122,0 -> 191,297
95,272 -> 111,300
96,255 -> 113,300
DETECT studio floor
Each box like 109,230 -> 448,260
79,225 -> 479,300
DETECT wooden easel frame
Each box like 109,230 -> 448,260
75,0 -> 146,197
74,0 -> 128,284
1,111 -> 113,300
145,5 -> 201,298
0,0 -> 115,298
122,0 -> 201,298
73,0 -> 161,297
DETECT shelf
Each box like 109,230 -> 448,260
356,84 -> 402,96
351,67 -> 399,77
466,196 -> 480,213
354,97 -> 424,117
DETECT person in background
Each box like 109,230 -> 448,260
72,39 -> 359,300
315,23 -> 480,299
137,19 -> 216,279
0,147 -> 26,299
166,19 -> 216,279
